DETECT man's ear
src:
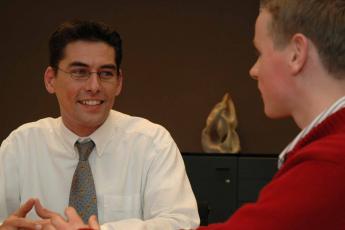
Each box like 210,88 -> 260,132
289,33 -> 308,75
115,69 -> 123,96
44,66 -> 57,94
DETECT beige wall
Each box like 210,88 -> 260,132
0,0 -> 299,154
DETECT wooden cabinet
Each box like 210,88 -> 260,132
182,153 -> 278,225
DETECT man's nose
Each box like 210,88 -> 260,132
85,73 -> 101,93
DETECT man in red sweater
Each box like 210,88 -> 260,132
3,0 -> 345,229
197,0 -> 345,229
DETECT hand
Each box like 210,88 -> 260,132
35,200 -> 99,230
0,198 -> 46,230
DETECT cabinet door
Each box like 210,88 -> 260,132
183,154 -> 238,223
237,156 -> 277,207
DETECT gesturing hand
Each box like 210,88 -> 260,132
35,200 -> 99,230
0,198 -> 47,230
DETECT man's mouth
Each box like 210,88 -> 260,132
79,100 -> 104,105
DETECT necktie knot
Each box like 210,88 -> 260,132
75,140 -> 95,161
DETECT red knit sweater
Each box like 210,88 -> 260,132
198,108 -> 345,230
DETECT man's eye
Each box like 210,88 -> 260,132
71,69 -> 89,76
99,71 -> 115,78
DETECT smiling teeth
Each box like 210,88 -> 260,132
82,100 -> 101,105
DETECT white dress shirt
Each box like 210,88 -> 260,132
0,110 -> 199,230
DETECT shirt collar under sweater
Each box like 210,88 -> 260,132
278,96 -> 345,169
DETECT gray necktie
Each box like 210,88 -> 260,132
69,140 -> 98,223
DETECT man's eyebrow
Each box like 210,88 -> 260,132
252,40 -> 260,51
67,62 -> 116,70
99,64 -> 117,70
68,62 -> 89,68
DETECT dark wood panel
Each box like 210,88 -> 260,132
182,153 -> 277,224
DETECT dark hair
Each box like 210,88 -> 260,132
49,20 -> 122,74
260,0 -> 345,78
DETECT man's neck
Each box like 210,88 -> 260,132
293,94 -> 345,129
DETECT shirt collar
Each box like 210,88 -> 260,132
57,117 -> 80,158
57,111 -> 116,158
278,95 -> 345,168
89,111 -> 115,157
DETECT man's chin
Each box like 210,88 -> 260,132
264,109 -> 289,119
79,116 -> 107,131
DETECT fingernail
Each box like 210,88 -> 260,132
35,224 -> 42,229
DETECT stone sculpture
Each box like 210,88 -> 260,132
201,93 -> 241,153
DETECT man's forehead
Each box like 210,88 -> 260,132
252,15 -> 261,47
64,41 -> 115,54
255,10 -> 271,36
61,41 -> 116,66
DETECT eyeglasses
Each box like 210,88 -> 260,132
57,67 -> 118,81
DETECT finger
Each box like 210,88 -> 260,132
49,214 -> 69,229
35,219 -> 52,226
13,198 -> 36,217
64,207 -> 83,223
34,200 -> 59,219
5,217 -> 40,229
41,223 -> 57,230
88,215 -> 100,230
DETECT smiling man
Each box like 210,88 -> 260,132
0,20 -> 199,230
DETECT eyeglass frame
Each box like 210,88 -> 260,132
56,66 -> 119,81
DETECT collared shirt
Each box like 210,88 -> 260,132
0,110 -> 199,230
278,96 -> 345,168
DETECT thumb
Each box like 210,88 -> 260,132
88,215 -> 100,230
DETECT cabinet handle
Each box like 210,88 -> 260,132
215,167 -> 230,171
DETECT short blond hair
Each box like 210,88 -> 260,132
261,0 -> 345,78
